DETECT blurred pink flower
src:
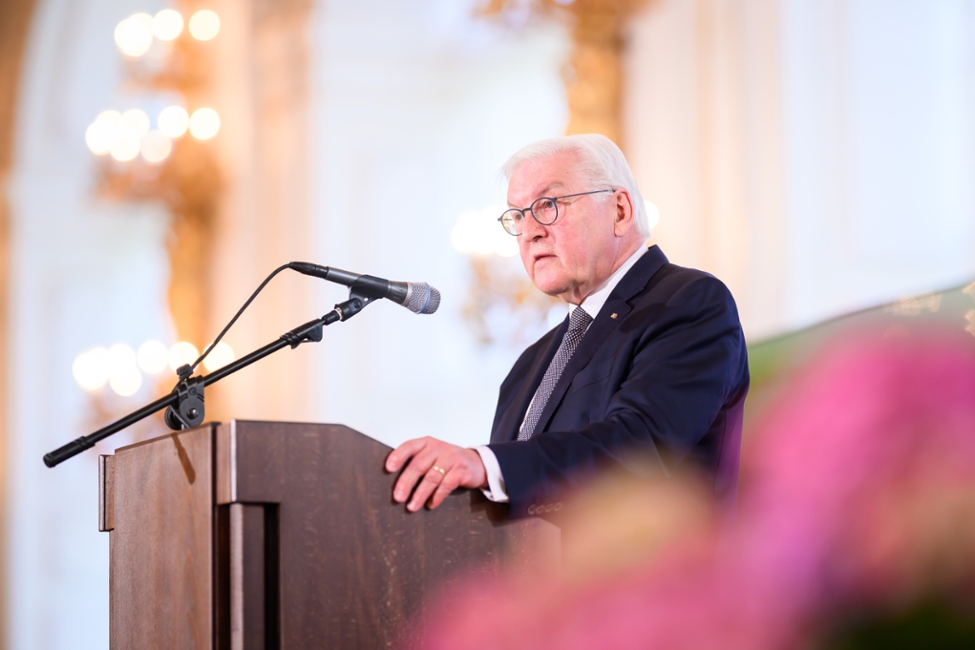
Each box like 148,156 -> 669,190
410,331 -> 975,650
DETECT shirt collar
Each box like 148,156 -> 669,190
570,246 -> 648,321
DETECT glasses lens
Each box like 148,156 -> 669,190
531,197 -> 558,225
500,209 -> 523,235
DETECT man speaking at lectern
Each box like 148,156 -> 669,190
386,134 -> 749,518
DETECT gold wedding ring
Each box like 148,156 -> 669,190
432,465 -> 446,475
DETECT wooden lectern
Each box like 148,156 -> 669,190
99,420 -> 559,649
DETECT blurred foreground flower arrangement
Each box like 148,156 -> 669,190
411,330 -> 975,649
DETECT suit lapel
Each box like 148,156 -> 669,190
532,246 -> 669,436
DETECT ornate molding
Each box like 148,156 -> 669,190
480,0 -> 652,143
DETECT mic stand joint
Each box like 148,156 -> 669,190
164,373 -> 206,430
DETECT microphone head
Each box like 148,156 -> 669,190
405,283 -> 441,315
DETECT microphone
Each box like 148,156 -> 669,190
289,262 -> 440,315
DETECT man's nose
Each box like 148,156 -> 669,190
521,213 -> 548,240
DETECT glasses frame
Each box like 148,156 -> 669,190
498,189 -> 616,236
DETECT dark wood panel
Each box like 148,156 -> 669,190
216,420 -> 560,649
110,425 -> 216,650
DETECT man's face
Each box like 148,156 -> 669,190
506,151 -> 622,305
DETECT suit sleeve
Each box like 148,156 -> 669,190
488,274 -> 747,518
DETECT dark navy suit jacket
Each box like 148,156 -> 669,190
488,246 -> 749,518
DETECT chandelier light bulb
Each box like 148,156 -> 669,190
141,130 -> 173,164
189,107 -> 220,140
114,14 -> 154,57
137,340 -> 170,375
188,10 -> 221,41
168,341 -> 200,371
158,105 -> 189,138
72,347 -> 110,391
96,109 -> 123,128
202,342 -> 235,372
152,9 -> 184,41
121,109 -> 151,138
105,343 -> 143,396
109,368 -> 143,397
110,130 -> 141,161
85,114 -> 120,155
85,122 -> 109,155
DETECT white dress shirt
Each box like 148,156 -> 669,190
474,246 -> 648,502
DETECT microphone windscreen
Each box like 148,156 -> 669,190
405,284 -> 441,315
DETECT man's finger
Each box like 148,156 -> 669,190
428,470 -> 463,510
392,446 -> 441,503
385,438 -> 429,473
393,462 -> 426,503
407,467 -> 447,512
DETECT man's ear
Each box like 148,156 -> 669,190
613,189 -> 635,237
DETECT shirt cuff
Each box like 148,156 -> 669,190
473,445 -> 509,503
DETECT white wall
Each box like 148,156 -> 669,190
624,0 -> 975,339
783,0 -> 975,325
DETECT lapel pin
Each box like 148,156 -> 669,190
610,313 -> 618,319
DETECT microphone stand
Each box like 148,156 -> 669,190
44,286 -> 380,468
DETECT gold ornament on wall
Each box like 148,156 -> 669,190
479,0 -> 653,144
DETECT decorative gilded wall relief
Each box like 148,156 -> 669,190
479,0 -> 652,143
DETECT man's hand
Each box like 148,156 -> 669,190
386,437 -> 488,511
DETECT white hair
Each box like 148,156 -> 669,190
502,134 -> 650,237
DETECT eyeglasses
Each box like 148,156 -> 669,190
498,189 -> 615,236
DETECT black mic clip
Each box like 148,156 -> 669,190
346,279 -> 383,315
164,365 -> 206,430
329,280 -> 383,322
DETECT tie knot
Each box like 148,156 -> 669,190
569,308 -> 593,332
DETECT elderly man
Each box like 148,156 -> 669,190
386,134 -> 749,518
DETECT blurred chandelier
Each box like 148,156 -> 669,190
84,8 -> 222,165
84,1 -> 225,352
73,340 -> 235,398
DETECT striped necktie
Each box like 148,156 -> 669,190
518,307 -> 594,441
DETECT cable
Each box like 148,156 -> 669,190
187,263 -> 292,375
